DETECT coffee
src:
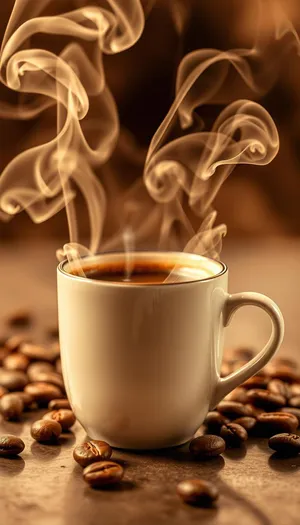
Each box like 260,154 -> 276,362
72,259 -> 220,284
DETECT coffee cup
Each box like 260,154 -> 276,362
57,251 -> 284,449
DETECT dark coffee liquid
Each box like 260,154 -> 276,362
85,267 -> 171,284
70,259 -> 217,284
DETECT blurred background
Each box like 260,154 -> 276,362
0,0 -> 300,245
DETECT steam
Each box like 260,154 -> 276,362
0,0 -> 144,265
1,0 -> 299,273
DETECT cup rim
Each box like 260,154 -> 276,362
57,250 -> 228,287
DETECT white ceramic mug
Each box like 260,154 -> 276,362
57,251 -> 284,449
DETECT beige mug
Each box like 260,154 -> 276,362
57,251 -> 284,449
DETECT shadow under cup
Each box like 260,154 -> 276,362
57,251 -> 228,449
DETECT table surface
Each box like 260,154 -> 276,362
1,238 -> 300,525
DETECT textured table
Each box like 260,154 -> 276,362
1,238 -> 300,525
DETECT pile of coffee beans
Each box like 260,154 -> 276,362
1,316 -> 300,508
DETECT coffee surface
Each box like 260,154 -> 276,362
84,266 -> 173,284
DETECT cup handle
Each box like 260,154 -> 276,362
210,292 -> 284,409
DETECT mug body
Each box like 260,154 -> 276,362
57,252 -> 227,449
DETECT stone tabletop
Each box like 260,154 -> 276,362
1,238 -> 300,525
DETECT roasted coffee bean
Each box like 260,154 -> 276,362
231,360 -> 248,372
189,435 -> 225,459
204,411 -> 229,432
6,310 -> 32,328
48,398 -> 71,410
220,423 -> 248,447
14,391 -> 34,409
288,396 -> 300,408
257,412 -> 298,436
268,365 -> 300,384
244,404 -> 265,418
31,371 -> 65,391
290,383 -> 300,397
279,407 -> 300,424
0,393 -> 24,420
55,358 -> 62,375
0,435 -> 25,457
233,416 -> 257,432
0,368 -> 28,391
0,385 -> 8,398
216,401 -> 252,418
5,334 -> 30,352
3,353 -> 30,372
224,387 -> 248,404
83,461 -> 124,488
24,382 -> 63,405
232,347 -> 255,360
20,343 -> 58,363
274,357 -> 298,369
220,362 -> 231,377
46,326 -> 59,340
27,361 -> 55,382
43,409 -> 75,431
269,433 -> 300,456
73,440 -> 112,467
242,376 -> 269,390
31,419 -> 62,443
268,379 -> 290,400
177,479 -> 219,507
0,347 -> 10,364
246,389 -> 285,410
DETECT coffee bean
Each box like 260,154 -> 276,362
83,461 -> 124,488
6,310 -> 32,328
189,435 -> 225,459
177,479 -> 219,507
268,379 -> 290,400
5,334 -> 30,352
0,393 -> 24,420
24,382 -> 63,405
55,358 -> 62,375
204,411 -> 229,432
46,326 -> 59,340
224,387 -> 248,404
43,409 -> 75,431
279,407 -> 300,425
233,416 -> 257,432
73,440 -> 112,467
257,412 -> 298,435
27,361 -> 55,382
12,391 -> 34,409
268,365 -> 300,384
232,347 -> 255,360
3,353 -> 30,372
0,435 -> 25,457
20,343 -> 58,363
269,433 -> 300,456
216,401 -> 252,418
242,376 -> 269,390
31,371 -> 65,391
246,389 -> 285,410
289,383 -> 300,395
48,398 -> 71,410
0,347 -> 10,364
244,404 -> 265,418
31,419 -> 62,443
288,396 -> 300,410
0,385 -> 8,398
0,368 -> 28,391
220,362 -> 232,377
274,357 -> 298,369
220,423 -> 248,447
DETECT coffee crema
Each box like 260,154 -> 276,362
70,260 -> 219,284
